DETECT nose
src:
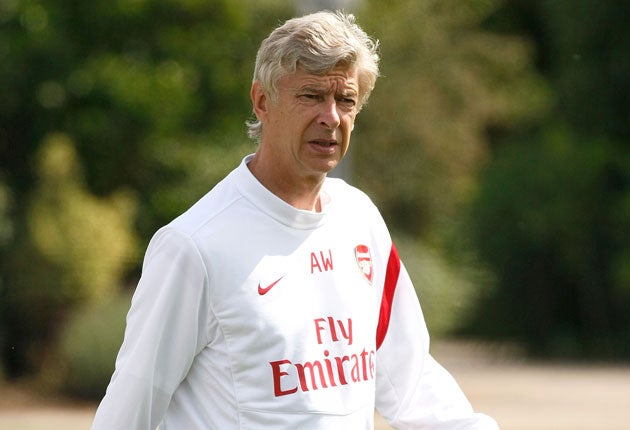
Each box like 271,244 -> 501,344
318,98 -> 341,130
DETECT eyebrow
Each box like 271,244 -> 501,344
297,85 -> 358,98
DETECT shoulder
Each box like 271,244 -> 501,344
324,177 -> 375,205
167,170 -> 244,238
324,177 -> 381,218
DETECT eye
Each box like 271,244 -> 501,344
337,96 -> 357,110
298,93 -> 322,102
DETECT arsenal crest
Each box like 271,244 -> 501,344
354,244 -> 373,284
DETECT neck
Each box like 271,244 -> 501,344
247,153 -> 325,212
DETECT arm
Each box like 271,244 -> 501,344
375,245 -> 498,429
91,228 -> 210,430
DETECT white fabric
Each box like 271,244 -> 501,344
91,155 -> 498,429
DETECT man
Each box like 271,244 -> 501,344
92,10 -> 499,429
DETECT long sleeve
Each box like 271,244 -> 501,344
91,228 -> 210,430
375,245 -> 499,429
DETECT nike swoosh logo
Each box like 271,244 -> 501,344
258,276 -> 284,295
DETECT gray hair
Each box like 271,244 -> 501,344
246,10 -> 380,141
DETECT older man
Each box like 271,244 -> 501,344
92,11 -> 498,430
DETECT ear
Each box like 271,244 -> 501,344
251,81 -> 268,122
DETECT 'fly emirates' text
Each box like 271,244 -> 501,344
269,316 -> 376,397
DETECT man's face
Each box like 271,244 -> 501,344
258,66 -> 360,179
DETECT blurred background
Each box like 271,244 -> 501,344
0,0 -> 628,425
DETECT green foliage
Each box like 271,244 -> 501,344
539,0 -> 629,139
394,233 -> 491,336
0,0 -> 292,233
455,0 -> 630,359
0,181 -> 12,249
28,133 -> 138,302
354,0 -> 549,237
0,0 -> 292,378
0,0 -> 627,384
1,134 -> 138,374
463,126 -> 629,358
0,179 -> 13,380
47,291 -> 132,400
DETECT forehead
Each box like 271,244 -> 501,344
280,66 -> 359,92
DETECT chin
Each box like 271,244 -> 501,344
322,160 -> 340,173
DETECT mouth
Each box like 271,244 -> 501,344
309,139 -> 338,148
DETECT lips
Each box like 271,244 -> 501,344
307,140 -> 338,156
309,139 -> 337,147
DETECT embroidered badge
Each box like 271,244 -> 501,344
354,244 -> 373,284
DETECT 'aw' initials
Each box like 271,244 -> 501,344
311,249 -> 334,273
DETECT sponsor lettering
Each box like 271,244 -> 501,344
314,316 -> 353,345
270,348 -> 375,397
269,315 -> 374,397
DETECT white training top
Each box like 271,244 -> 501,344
91,155 -> 499,430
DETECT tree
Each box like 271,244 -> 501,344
465,127 -> 629,357
354,0 -> 548,238
0,0 -> 294,377
461,0 -> 630,358
2,133 -> 138,374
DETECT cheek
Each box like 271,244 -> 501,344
343,115 -> 356,136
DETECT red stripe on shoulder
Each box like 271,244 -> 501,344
376,243 -> 400,350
